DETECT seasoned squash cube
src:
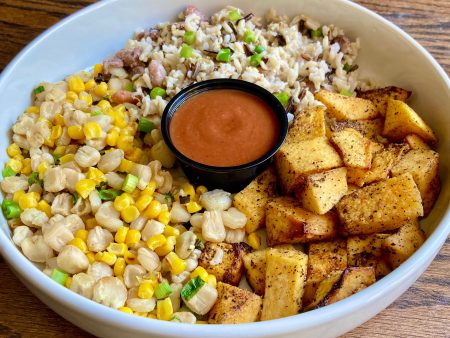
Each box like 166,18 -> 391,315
242,250 -> 266,296
404,134 -> 431,150
284,106 -> 326,144
357,86 -> 411,116
330,118 -> 384,141
331,128 -> 373,169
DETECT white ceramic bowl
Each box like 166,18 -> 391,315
0,0 -> 449,337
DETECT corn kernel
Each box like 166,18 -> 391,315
146,234 -> 167,250
206,274 -> 217,288
59,153 -> 74,164
87,167 -> 106,184
69,76 -> 85,93
143,200 -> 162,219
147,313 -> 157,319
154,236 -> 175,256
53,113 -> 65,126
121,205 -> 140,223
125,229 -> 141,246
13,190 -> 26,203
181,183 -> 195,199
196,185 -> 208,195
125,148 -> 143,163
124,250 -> 138,264
247,232 -> 261,250
141,181 -> 156,195
69,238 -> 88,253
118,159 -> 134,173
13,154 -> 24,161
118,306 -> 133,314
93,63 -> 103,77
157,298 -> 173,321
83,122 -> 103,140
97,99 -> 112,112
165,252 -> 186,275
53,146 -> 66,156
65,276 -> 72,288
65,91 -> 78,103
114,193 -> 134,212
163,225 -> 180,237
157,210 -> 171,225
107,242 -> 128,256
50,125 -> 63,140
75,229 -> 89,242
95,251 -> 117,266
37,200 -> 52,217
75,179 -> 96,199
19,158 -> 31,175
106,129 -> 119,146
135,194 -> 153,212
115,226 -> 129,244
18,193 -> 39,209
43,137 -> 54,148
117,135 -> 133,151
7,143 -> 21,157
85,218 -> 97,230
135,312 -> 148,317
190,266 -> 208,282
67,125 -> 85,140
186,201 -> 202,213
79,92 -> 93,106
86,252 -> 96,264
93,82 -> 108,97
37,162 -> 49,179
26,106 -> 40,114
7,158 -> 23,173
138,281 -> 155,299
114,257 -> 126,277
84,79 -> 96,91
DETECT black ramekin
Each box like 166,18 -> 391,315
161,79 -> 288,192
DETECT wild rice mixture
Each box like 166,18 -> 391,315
1,6 -> 360,323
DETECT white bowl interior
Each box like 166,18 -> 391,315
0,0 -> 449,337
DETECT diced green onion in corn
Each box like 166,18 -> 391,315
138,118 -> 156,133
340,89 -> 353,97
254,45 -> 265,54
183,31 -> 196,45
27,172 -> 41,186
2,199 -> 22,220
124,82 -> 135,92
2,166 -> 16,178
150,87 -> 167,99
228,9 -> 240,22
33,85 -> 45,94
51,268 -> 68,285
275,91 -> 290,105
181,276 -> 205,301
98,189 -> 121,201
216,48 -> 232,62
243,30 -> 256,44
310,28 -> 323,38
122,174 -> 139,193
180,44 -> 193,59
249,54 -> 262,67
155,281 -> 173,299
72,192 -> 79,204
91,110 -> 103,116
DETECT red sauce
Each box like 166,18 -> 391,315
169,89 -> 280,167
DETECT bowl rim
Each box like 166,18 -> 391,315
160,78 -> 289,172
0,0 -> 449,337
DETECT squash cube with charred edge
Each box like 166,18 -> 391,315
331,128 -> 373,169
284,106 -> 326,145
329,118 -> 384,141
233,167 -> 277,234
304,271 -> 343,311
198,242 -> 252,286
266,197 -> 337,246
357,86 -> 411,116
208,282 -> 262,324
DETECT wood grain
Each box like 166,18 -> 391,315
0,1 -> 448,337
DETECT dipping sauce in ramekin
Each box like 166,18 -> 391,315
169,89 -> 280,167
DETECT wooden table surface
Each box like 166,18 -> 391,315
0,1 -> 449,337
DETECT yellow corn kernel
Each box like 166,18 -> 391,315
83,122 -> 102,139
143,133 -> 153,146
196,185 -> 208,195
7,143 -> 21,157
114,257 -> 126,277
206,274 -> 217,288
143,200 -> 162,219
53,113 -> 65,126
181,183 -> 195,199
75,229 -> 89,242
154,236 -> 175,256
124,250 -> 138,264
141,181 -> 156,196
26,106 -> 40,114
165,252 -> 186,275
84,79 -> 96,91
19,158 -> 30,175
69,76 -> 85,93
118,159 -> 134,173
37,200 -> 52,217
43,137 -> 54,148
107,242 -> 128,256
117,134 -> 133,151
157,298 -> 173,321
93,63 -> 103,77
115,226 -> 129,244
18,193 -> 39,209
125,229 -> 141,246
113,104 -> 126,114
85,218 -> 97,230
95,252 -> 117,266
65,90 -> 78,103
65,276 -> 72,288
86,252 -> 96,264
69,238 -> 88,253
79,92 -> 93,106
49,125 -> 62,141
185,201 -> 202,214
138,281 -> 155,299
37,162 -> 49,179
75,179 -> 96,199
135,194 -> 153,212
163,225 -> 180,237
53,146 -> 66,156
118,306 -> 133,315
121,205 -> 140,223
157,210 -> 171,225
114,193 -> 134,212
7,158 -> 23,173
125,148 -> 143,163
13,190 -> 26,203
59,153 -> 75,164
67,125 -> 85,140
132,138 -> 143,150
106,129 -> 119,146
28,192 -> 40,202
93,82 -> 108,97
13,154 -> 24,161
146,234 -> 167,251
190,266 -> 208,282
97,99 -> 111,111
87,167 -> 106,184
247,232 -> 261,250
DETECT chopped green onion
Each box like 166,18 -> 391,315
2,166 -> 16,178
150,87 -> 167,100
228,9 -> 240,22
124,82 -> 135,92
72,192 -> 79,205
98,189 -> 121,201
183,31 -> 196,45
310,28 -> 323,38
52,154 -> 61,165
171,315 -> 182,322
164,193 -> 173,204
340,89 -> 354,97
275,92 -> 290,105
122,174 -> 139,193
254,45 -> 265,54
2,199 -> 22,220
155,281 -> 173,299
91,110 -> 103,116
28,172 -> 42,186
243,30 -> 256,44
181,276 -> 205,301
138,118 -> 156,133
216,48 -> 232,62
343,63 -> 352,72
249,54 -> 262,67
96,181 -> 108,190
33,85 -> 45,94
194,238 -> 204,251
180,44 -> 193,59
51,268 -> 68,285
